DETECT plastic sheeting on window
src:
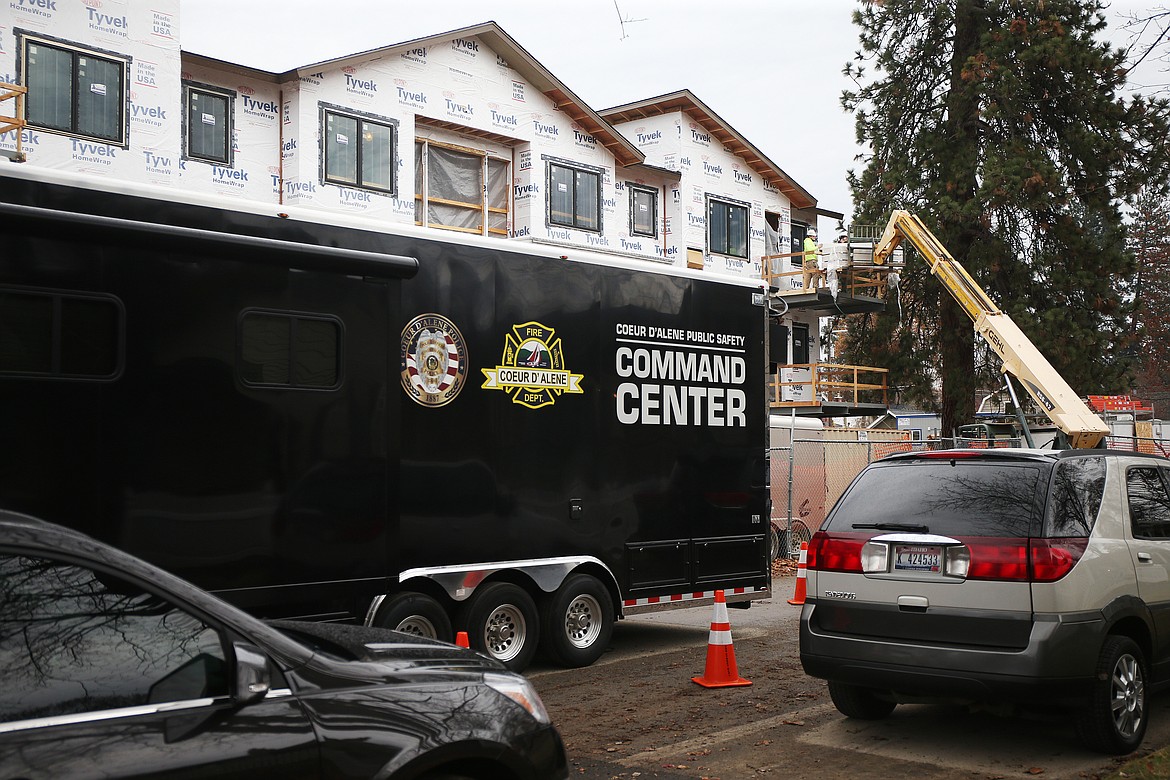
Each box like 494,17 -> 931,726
765,220 -> 783,256
416,142 -> 510,236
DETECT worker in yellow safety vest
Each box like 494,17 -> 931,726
802,228 -> 825,291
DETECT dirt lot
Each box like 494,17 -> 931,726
528,569 -> 1164,780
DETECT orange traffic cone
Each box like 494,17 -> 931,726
788,542 -> 808,606
455,631 -> 470,648
692,589 -> 752,688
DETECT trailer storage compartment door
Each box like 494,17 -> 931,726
605,271 -> 769,597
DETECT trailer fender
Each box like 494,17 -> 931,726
394,555 -> 620,603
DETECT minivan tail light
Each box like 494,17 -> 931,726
808,531 -> 868,573
811,532 -> 1087,581
962,538 -> 1029,581
1030,537 -> 1088,582
954,537 -> 1087,582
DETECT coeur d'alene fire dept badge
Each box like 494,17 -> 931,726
400,313 -> 468,407
481,321 -> 583,410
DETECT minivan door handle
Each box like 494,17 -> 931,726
1138,552 -> 1153,563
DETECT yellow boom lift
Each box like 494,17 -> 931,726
872,210 -> 1109,449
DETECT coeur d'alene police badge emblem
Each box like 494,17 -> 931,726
400,314 -> 468,407
481,321 -> 583,409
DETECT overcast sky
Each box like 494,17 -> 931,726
180,0 -> 1157,234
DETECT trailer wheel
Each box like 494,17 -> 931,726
539,574 -> 614,668
372,593 -> 453,642
458,583 -> 538,672
788,519 -> 813,557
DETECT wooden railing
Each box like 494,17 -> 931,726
768,363 -> 889,408
761,250 -> 895,299
0,82 -> 27,162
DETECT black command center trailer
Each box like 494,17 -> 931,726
0,163 -> 771,671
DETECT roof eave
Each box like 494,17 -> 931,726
281,22 -> 644,168
600,90 -> 817,210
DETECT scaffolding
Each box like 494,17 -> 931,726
1,82 -> 27,162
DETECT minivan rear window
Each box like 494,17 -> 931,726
827,461 -> 1044,537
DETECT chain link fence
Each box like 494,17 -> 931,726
769,437 -> 919,561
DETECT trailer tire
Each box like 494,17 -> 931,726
539,574 -> 614,668
372,592 -> 453,642
458,583 -> 538,672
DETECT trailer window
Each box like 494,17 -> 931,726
21,34 -> 129,146
240,312 -> 341,390
323,107 -> 396,194
707,197 -> 749,259
184,83 -> 234,165
548,161 -> 601,232
0,290 -> 121,379
629,185 -> 657,238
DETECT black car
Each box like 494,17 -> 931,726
0,511 -> 568,779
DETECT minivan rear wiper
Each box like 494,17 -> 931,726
851,523 -> 930,532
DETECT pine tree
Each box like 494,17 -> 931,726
1129,187 -> 1170,406
842,0 -> 1170,435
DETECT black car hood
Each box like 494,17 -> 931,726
267,619 -> 505,674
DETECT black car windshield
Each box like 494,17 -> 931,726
828,460 -> 1044,538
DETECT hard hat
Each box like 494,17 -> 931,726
807,228 -> 817,237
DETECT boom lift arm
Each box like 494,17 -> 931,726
873,210 -> 1109,449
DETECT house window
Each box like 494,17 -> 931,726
707,197 -> 749,258
323,108 -> 395,194
548,161 -> 601,232
415,139 -> 510,238
239,311 -> 342,390
21,35 -> 128,145
0,289 -> 122,380
629,186 -> 657,238
184,83 -> 234,165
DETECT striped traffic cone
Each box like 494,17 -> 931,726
788,542 -> 808,605
455,631 -> 470,648
692,589 -> 752,688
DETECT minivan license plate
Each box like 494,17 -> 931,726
894,544 -> 941,573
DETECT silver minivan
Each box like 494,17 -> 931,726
799,448 -> 1170,754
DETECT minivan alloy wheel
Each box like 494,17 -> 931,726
1077,635 -> 1148,754
1109,652 -> 1144,739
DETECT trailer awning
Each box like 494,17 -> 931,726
0,202 -> 419,279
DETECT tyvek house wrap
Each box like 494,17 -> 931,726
614,110 -> 796,281
275,34 -> 670,264
1,6 -> 785,280
1,0 -> 183,182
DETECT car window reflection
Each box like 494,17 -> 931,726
1127,467 -> 1170,539
0,554 -> 228,724
1048,457 -> 1106,537
830,463 -> 1042,537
